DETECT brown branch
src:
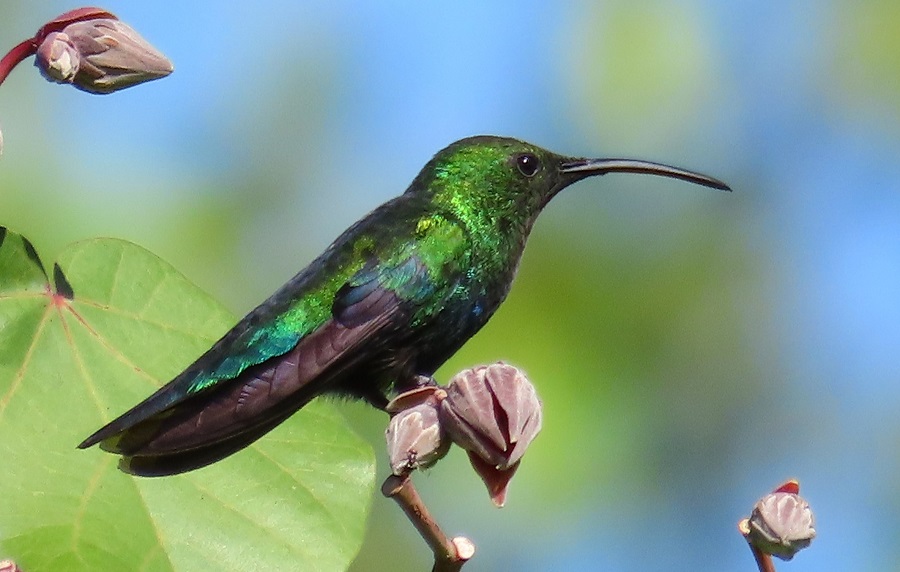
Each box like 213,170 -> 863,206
382,474 -> 475,572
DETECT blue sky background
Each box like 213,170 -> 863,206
2,1 -> 900,570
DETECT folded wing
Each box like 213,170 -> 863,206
79,255 -> 433,476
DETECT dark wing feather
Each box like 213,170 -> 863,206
78,295 -> 308,450
113,317 -> 391,475
82,256 -> 431,476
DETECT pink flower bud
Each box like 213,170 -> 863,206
439,363 -> 542,506
385,387 -> 450,476
35,18 -> 172,94
0,559 -> 22,572
746,482 -> 816,561
35,32 -> 80,83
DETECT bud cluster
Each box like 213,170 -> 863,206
385,363 -> 542,507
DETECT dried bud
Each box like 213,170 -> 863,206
745,481 -> 815,561
440,363 -> 542,506
35,17 -> 172,94
385,386 -> 450,476
0,559 -> 22,572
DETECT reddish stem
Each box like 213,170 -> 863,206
747,541 -> 777,572
739,519 -> 777,572
35,7 -> 117,44
0,7 -> 119,89
0,38 -> 37,88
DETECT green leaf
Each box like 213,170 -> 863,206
0,228 -> 375,572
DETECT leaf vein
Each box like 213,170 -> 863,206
251,445 -> 350,538
0,299 -> 53,415
178,476 -> 316,563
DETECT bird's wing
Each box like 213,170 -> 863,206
78,255 -> 441,476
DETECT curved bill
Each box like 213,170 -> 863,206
560,158 -> 731,191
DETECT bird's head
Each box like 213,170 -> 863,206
410,135 -> 729,234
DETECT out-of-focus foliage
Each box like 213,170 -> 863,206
564,1 -> 721,149
830,0 -> 900,124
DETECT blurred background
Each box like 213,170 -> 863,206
2,1 -> 899,570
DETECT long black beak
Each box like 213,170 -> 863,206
560,158 -> 731,191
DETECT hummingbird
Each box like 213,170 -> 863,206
79,135 -> 729,476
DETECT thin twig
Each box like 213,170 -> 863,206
382,474 -> 474,572
746,542 -> 776,572
739,519 -> 776,572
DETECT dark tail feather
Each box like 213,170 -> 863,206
92,338 -> 329,458
80,317 -> 379,475
118,412 -> 291,476
78,382 -> 187,450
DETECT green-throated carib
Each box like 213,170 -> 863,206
79,135 -> 730,476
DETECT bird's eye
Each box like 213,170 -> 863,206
515,153 -> 541,177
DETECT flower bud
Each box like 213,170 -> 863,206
385,386 -> 450,476
440,363 -> 542,506
35,32 -> 80,83
745,481 -> 815,561
35,18 -> 172,94
0,559 -> 22,572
